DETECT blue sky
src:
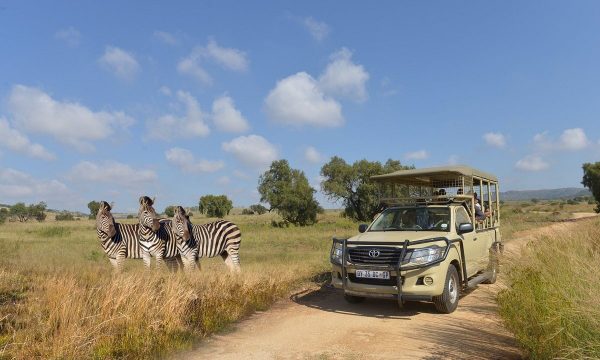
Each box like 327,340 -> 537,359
1,1 -> 600,212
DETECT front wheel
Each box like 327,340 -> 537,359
433,265 -> 460,314
344,294 -> 365,304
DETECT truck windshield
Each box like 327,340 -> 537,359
370,207 -> 451,232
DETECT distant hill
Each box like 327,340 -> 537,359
501,188 -> 591,201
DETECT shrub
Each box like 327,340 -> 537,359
241,209 -> 254,215
199,195 -> 233,218
55,212 -> 75,221
249,204 -> 268,215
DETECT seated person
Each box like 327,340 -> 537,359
474,193 -> 486,221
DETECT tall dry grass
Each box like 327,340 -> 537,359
497,218 -> 600,359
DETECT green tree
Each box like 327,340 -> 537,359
199,195 -> 233,218
10,202 -> 29,222
320,157 -> 412,222
9,202 -> 47,222
250,204 -> 268,215
164,206 -> 175,217
258,160 -> 322,226
0,208 -> 8,224
88,201 -> 101,219
582,162 -> 600,213
29,202 -> 47,222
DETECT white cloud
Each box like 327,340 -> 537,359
222,135 -> 279,168
159,86 -> 172,96
99,46 -> 140,81
177,39 -> 248,84
153,30 -> 179,46
177,57 -> 212,85
165,147 -> 224,173
483,132 -> 507,148
0,168 -> 69,200
515,155 -> 549,171
534,128 -> 590,151
212,96 -> 250,133
264,72 -> 343,127
67,161 -> 157,187
303,17 -> 330,41
559,128 -> 589,150
54,27 -> 81,46
0,118 -> 55,160
203,39 -> 248,72
405,150 -> 429,160
319,48 -> 369,102
145,90 -> 210,141
217,176 -> 231,185
304,146 -> 322,163
8,85 -> 134,152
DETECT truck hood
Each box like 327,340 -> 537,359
348,231 -> 450,244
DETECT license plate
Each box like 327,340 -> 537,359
355,270 -> 390,279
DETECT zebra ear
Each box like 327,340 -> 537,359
139,196 -> 145,205
152,196 -> 156,205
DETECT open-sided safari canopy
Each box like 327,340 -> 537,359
371,165 -> 500,229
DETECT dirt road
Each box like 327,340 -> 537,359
177,219 -> 595,360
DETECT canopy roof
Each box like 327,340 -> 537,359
371,165 -> 498,183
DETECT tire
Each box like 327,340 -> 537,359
433,265 -> 460,314
483,253 -> 499,284
344,294 -> 365,304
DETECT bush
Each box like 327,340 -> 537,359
126,214 -> 134,219
0,208 -> 8,224
241,209 -> 254,215
55,212 -> 75,221
199,195 -> 233,218
164,206 -> 175,217
88,201 -> 101,219
250,204 -> 268,215
9,202 -> 47,222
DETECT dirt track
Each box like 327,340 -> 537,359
176,217 -> 597,360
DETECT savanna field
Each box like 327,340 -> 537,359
0,201 -> 598,359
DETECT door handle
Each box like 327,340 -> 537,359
473,237 -> 478,241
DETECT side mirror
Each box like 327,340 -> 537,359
358,224 -> 368,233
458,222 -> 474,234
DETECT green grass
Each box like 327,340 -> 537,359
497,217 -> 600,359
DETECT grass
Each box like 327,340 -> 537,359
497,217 -> 600,359
0,201 -> 595,359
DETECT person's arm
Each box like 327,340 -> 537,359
475,204 -> 486,220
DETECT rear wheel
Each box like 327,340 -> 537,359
433,265 -> 460,314
483,252 -> 499,284
344,294 -> 365,303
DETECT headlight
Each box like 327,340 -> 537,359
330,241 -> 343,265
403,246 -> 445,266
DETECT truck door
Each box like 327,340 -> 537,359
455,206 -> 478,277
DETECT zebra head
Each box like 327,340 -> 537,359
138,196 -> 160,232
96,201 -> 116,240
172,205 -> 191,242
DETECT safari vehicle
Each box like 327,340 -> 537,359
329,165 -> 503,313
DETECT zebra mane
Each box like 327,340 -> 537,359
138,196 -> 156,215
99,201 -> 112,212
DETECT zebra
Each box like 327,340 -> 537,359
95,200 -> 142,272
170,206 -> 241,272
137,196 -> 183,270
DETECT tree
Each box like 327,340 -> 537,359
10,203 -> 29,222
164,206 -> 175,217
29,202 -> 47,222
199,195 -> 233,218
88,201 -> 101,219
250,204 -> 268,215
258,160 -> 322,226
0,208 -> 8,224
582,162 -> 600,213
320,157 -> 412,222
9,202 -> 47,222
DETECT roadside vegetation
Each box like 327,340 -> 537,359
0,199 -> 595,359
497,217 -> 600,359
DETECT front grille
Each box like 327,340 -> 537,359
348,274 -> 402,286
348,247 -> 403,266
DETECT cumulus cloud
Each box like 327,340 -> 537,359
222,135 -> 279,169
67,161 -> 157,187
99,46 -> 140,81
212,96 -> 250,133
8,85 -> 134,152
515,155 -> 549,171
303,17 -> 330,41
405,150 -> 429,160
304,146 -> 322,163
146,90 -> 210,140
264,72 -> 343,127
0,118 -> 55,160
178,39 -> 248,84
54,27 -> 81,46
153,30 -> 179,46
319,48 -> 369,102
534,128 -> 590,151
483,132 -> 507,148
165,147 -> 224,173
0,168 -> 69,200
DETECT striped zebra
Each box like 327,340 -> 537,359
95,201 -> 142,272
170,206 -> 241,272
137,196 -> 183,270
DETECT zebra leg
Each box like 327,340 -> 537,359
108,258 -> 119,271
228,250 -> 241,272
142,250 -> 152,269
